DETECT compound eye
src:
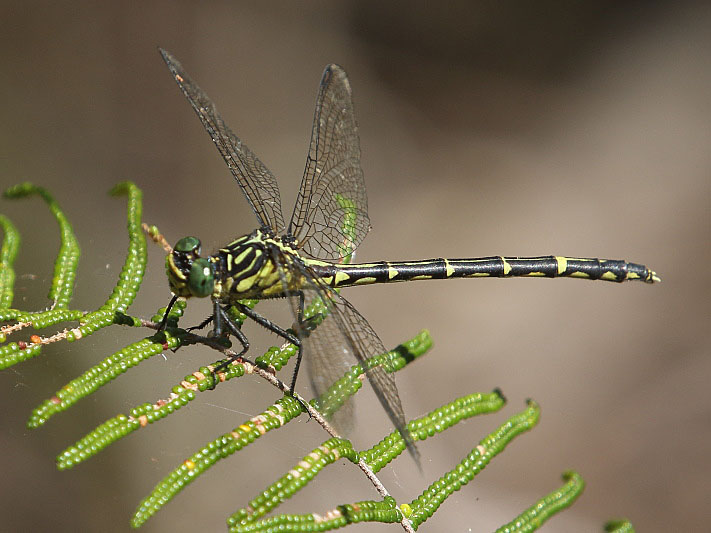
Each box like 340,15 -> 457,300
174,236 -> 201,255
172,237 -> 203,277
188,258 -> 214,298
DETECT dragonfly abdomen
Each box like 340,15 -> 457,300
313,256 -> 659,288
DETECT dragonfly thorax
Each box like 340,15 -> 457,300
166,231 -> 305,302
215,230 -> 304,301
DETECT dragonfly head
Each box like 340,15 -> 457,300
166,236 -> 215,298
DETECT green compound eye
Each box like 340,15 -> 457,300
188,258 -> 214,297
174,236 -> 201,254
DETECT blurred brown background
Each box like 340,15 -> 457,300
1,2 -> 708,532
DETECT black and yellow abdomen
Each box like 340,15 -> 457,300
308,255 -> 660,289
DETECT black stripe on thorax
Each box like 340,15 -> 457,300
217,241 -> 267,280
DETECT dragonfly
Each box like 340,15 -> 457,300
158,49 -> 659,464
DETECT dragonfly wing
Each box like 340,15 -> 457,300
274,250 -> 418,461
288,64 -> 370,260
302,299 -> 357,435
160,49 -> 285,234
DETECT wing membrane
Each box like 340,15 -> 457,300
288,64 -> 370,260
273,248 -> 417,461
160,49 -> 285,234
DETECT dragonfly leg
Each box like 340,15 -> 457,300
288,295 -> 326,398
234,301 -> 310,414
235,301 -> 300,346
157,294 -> 179,331
232,299 -> 307,394
299,313 -> 326,332
211,299 -> 224,337
186,314 -> 213,332
289,292 -> 307,396
288,293 -> 314,419
211,304 -> 250,388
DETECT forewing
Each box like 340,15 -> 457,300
160,49 -> 285,234
288,64 -> 370,260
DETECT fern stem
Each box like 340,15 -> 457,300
494,471 -> 585,532
4,183 -> 79,309
605,519 -> 635,532
0,214 -> 20,310
407,400 -> 540,529
70,182 -> 146,338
